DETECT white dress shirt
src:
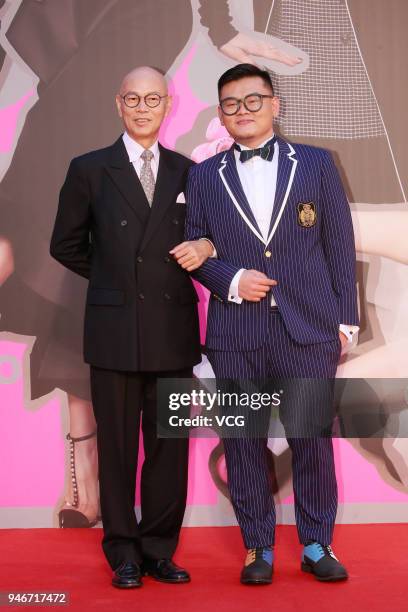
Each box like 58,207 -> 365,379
226,137 -> 358,347
235,137 -> 279,241
122,132 -> 160,179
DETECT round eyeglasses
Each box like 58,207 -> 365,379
220,93 -> 275,116
121,92 -> 168,108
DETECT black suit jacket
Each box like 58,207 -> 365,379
50,137 -> 201,372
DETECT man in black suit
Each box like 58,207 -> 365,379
50,66 -> 212,588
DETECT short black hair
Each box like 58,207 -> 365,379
218,63 -> 274,98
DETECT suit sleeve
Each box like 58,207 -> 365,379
185,165 -> 241,300
50,158 -> 92,279
320,151 -> 359,326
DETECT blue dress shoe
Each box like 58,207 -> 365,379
240,546 -> 274,585
112,561 -> 142,588
141,559 -> 191,583
301,542 -> 348,581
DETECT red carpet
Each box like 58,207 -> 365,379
0,525 -> 406,611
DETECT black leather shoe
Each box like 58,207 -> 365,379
240,547 -> 274,585
112,561 -> 142,589
142,558 -> 190,583
301,542 -> 348,582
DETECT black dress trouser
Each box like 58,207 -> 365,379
90,365 -> 191,570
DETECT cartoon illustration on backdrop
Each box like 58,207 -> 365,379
1,0 -> 407,527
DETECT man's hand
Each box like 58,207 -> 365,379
0,237 -> 14,286
238,270 -> 277,302
170,239 -> 214,272
220,33 -> 302,67
339,331 -> 349,351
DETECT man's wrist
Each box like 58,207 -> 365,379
199,238 -> 216,258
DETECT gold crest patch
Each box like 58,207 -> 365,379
297,202 -> 316,227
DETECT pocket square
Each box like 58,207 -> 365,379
176,192 -> 186,204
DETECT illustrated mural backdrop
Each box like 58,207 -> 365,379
0,0 -> 407,529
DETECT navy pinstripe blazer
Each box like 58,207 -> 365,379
185,137 -> 359,351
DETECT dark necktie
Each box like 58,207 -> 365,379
234,137 -> 276,163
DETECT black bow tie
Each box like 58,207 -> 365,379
234,137 -> 276,163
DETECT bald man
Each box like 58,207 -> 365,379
50,67 -> 212,588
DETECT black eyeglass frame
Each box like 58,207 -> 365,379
121,92 -> 168,108
219,93 -> 275,116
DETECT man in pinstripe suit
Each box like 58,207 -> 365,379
173,64 -> 359,584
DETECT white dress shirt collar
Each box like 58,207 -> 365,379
122,132 -> 159,163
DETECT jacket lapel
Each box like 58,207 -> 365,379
265,138 -> 298,246
105,137 -> 150,223
218,146 -> 264,243
139,144 -> 180,252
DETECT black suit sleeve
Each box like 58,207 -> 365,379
50,158 -> 92,279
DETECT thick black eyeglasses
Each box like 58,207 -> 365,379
220,93 -> 275,115
121,92 -> 168,108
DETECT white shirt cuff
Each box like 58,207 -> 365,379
339,324 -> 359,342
339,324 -> 359,354
228,269 -> 245,303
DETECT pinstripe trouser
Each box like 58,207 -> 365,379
207,309 -> 341,548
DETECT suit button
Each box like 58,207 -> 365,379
136,256 -> 143,263
265,250 -> 271,258
139,293 -> 145,300
172,219 -> 179,225
121,220 -> 127,226
164,293 -> 171,300
164,256 -> 170,263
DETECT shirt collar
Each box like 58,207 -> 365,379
122,132 -> 159,163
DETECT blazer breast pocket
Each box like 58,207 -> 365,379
87,288 -> 125,306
